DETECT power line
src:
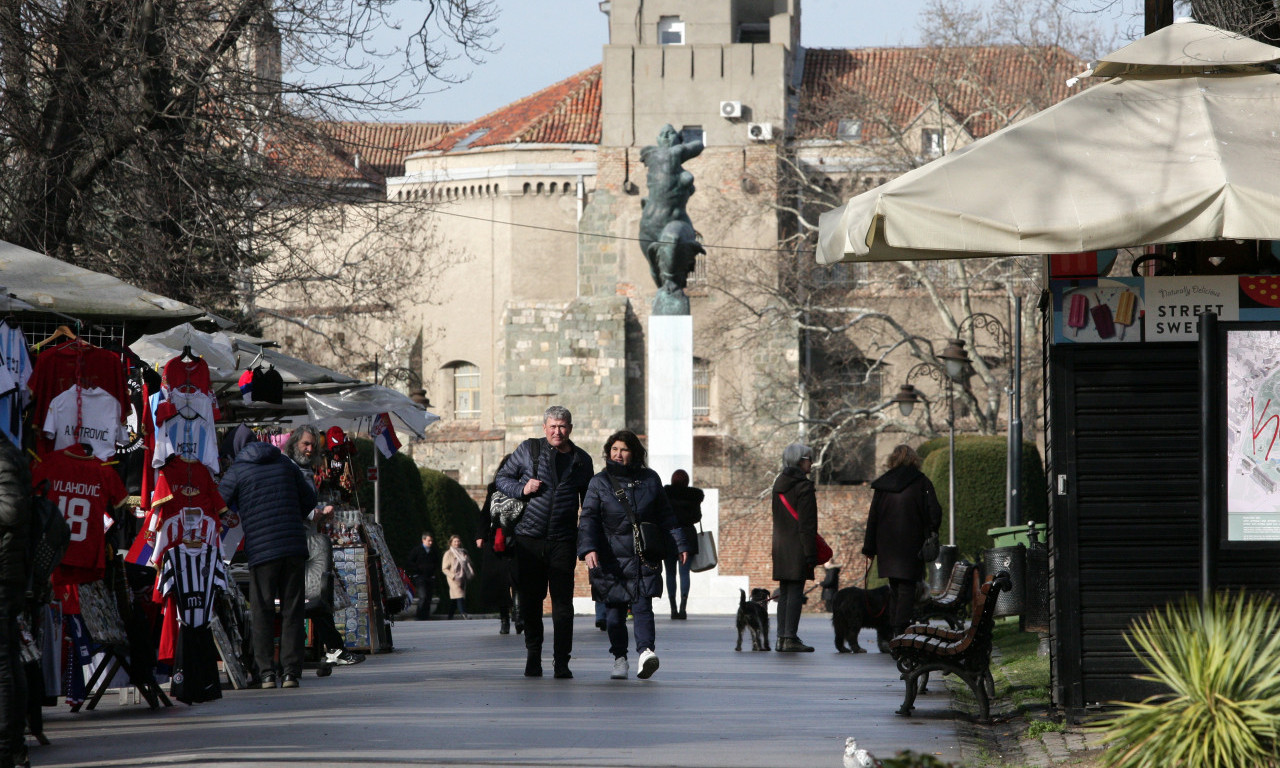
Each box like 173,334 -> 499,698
422,205 -> 816,255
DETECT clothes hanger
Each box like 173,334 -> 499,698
180,345 -> 197,362
34,324 -> 77,350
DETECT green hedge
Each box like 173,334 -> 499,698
920,435 -> 1046,562
351,440 -> 482,608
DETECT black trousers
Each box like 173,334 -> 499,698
514,535 -> 576,664
307,608 -> 346,653
775,579 -> 805,640
0,585 -> 25,768
888,577 -> 918,634
249,556 -> 306,679
414,577 -> 435,620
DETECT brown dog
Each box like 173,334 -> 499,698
735,588 -> 771,651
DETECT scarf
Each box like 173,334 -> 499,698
449,545 -> 470,581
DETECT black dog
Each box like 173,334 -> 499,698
830,585 -> 893,653
735,588 -> 771,651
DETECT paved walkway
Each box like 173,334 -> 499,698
36,614 -> 966,767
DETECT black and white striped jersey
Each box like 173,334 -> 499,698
156,543 -> 227,628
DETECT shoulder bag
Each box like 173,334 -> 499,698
489,438 -> 541,529
778,491 -> 833,564
605,472 -> 665,568
687,521 -> 718,573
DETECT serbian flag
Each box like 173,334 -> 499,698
372,412 -> 401,458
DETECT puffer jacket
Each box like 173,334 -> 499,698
0,435 -> 29,586
772,467 -> 818,582
494,437 -> 594,542
578,461 -> 689,605
218,442 -> 317,567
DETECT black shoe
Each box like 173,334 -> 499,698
281,674 -> 300,688
500,618 -> 510,635
675,610 -> 687,620
515,623 -> 524,634
777,637 -> 815,653
525,653 -> 543,677
595,619 -> 607,631
259,674 -> 277,689
317,662 -> 332,677
553,664 -> 573,679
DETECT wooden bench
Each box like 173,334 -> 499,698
913,560 -> 975,630
888,569 -> 1012,723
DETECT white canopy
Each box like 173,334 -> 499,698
306,386 -> 439,439
816,22 -> 1280,264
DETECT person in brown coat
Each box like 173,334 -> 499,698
441,536 -> 475,619
861,444 -> 942,636
771,443 -> 818,652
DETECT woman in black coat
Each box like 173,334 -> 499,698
861,444 -> 942,636
662,469 -> 702,620
772,442 -> 819,652
579,431 -> 689,681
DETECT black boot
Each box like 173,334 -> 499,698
525,651 -> 542,677
677,592 -> 688,619
500,613 -> 510,635
669,594 -> 679,620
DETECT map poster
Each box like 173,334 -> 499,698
1225,327 -> 1280,541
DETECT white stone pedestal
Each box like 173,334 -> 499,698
571,314 -> 749,616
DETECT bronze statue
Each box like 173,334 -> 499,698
639,124 -> 705,315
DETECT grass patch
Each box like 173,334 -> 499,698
1026,719 -> 1068,738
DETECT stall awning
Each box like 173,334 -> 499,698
816,23 -> 1280,264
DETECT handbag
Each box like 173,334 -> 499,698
605,472 -> 665,568
488,439 -> 541,528
687,524 -> 718,572
778,491 -> 833,564
919,531 -> 941,562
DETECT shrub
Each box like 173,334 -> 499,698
1095,592 -> 1280,768
920,436 -> 1046,562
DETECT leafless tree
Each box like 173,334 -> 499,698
699,0 -> 1104,486
0,0 -> 494,335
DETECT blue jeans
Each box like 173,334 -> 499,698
605,597 -> 655,658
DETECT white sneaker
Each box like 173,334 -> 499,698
637,649 -> 659,679
611,656 -> 628,679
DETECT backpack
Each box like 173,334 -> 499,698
27,488 -> 71,604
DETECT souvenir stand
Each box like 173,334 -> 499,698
0,239 -> 206,719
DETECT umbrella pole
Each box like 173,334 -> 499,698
373,432 -> 382,526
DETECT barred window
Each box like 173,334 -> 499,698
451,363 -> 481,420
693,358 -> 711,418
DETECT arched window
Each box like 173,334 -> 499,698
523,182 -> 531,195
448,362 -> 481,420
692,358 -> 711,418
536,182 -> 545,194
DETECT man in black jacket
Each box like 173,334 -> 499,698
495,405 -> 593,679
0,433 -> 28,768
219,442 -> 317,690
405,532 -> 439,620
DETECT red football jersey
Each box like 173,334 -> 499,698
32,445 -> 128,584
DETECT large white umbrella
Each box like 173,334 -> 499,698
817,22 -> 1280,264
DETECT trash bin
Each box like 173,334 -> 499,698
983,544 -> 1026,618
987,521 -> 1046,549
926,544 -> 959,596
1022,525 -> 1050,633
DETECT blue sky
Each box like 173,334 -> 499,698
338,0 -> 1141,123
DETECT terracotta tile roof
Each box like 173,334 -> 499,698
798,47 -> 1083,141
424,65 -> 602,153
322,122 -> 461,176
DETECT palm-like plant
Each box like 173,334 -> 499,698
1096,592 -> 1280,768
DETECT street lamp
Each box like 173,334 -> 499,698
904,340 -> 972,547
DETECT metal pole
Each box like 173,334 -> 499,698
373,358 -> 382,526
1010,296 -> 1023,526
1199,312 -> 1217,607
948,377 -> 956,546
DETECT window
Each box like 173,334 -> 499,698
451,363 -> 481,420
737,22 -> 770,43
658,16 -> 685,45
692,358 -> 711,418
922,128 -> 944,157
680,125 -> 704,145
837,119 -> 862,141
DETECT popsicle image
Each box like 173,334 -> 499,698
1115,290 -> 1137,340
1066,292 -> 1088,336
1091,293 -> 1115,338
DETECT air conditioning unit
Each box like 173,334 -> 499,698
747,122 -> 773,141
720,100 -> 743,119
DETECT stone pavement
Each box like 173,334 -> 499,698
34,614 -> 969,767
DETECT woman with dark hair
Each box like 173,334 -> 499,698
861,444 -> 942,637
578,430 -> 689,681
478,454 -> 521,635
662,469 -> 703,619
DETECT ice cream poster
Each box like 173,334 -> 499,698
1052,276 -> 1280,344
1052,278 -> 1144,344
1225,328 -> 1280,541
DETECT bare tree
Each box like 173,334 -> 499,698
699,0 -> 1102,485
0,0 -> 494,328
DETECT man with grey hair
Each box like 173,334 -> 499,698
495,405 -> 594,678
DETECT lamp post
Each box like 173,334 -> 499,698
899,338 -> 972,547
